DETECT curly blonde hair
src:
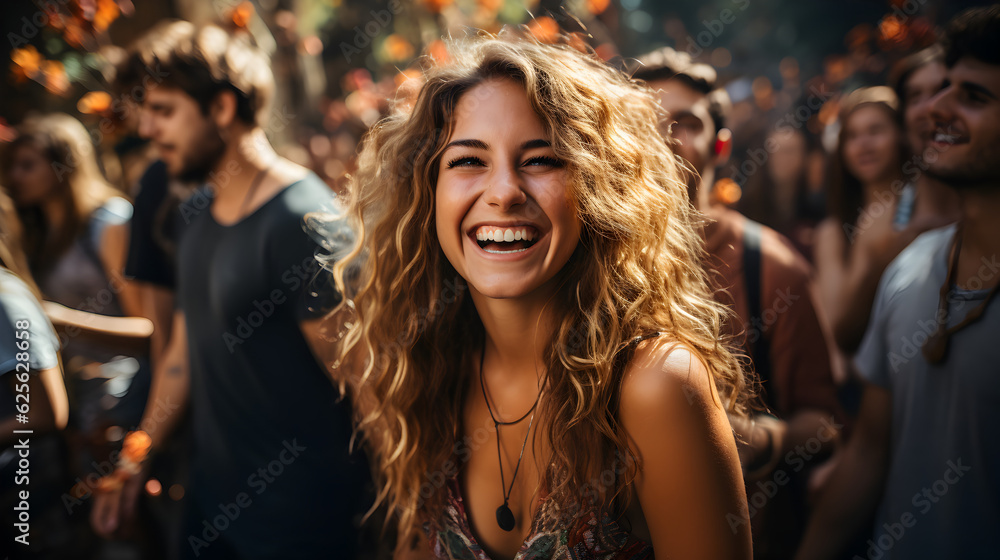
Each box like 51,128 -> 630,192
328,31 -> 749,542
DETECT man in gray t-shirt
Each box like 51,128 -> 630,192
796,6 -> 1000,559
855,225 -> 998,558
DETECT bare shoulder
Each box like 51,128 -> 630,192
620,337 -> 723,420
618,336 -> 751,557
274,157 -> 312,185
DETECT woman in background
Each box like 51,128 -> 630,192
0,187 -> 72,557
815,88 -> 916,358
1,114 -> 151,531
2,113 -> 139,321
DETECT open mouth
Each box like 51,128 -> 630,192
931,125 -> 967,147
473,225 -> 539,254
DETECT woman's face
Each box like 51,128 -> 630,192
903,62 -> 946,159
842,104 -> 902,185
766,127 -> 807,191
435,78 -> 581,301
5,143 -> 60,207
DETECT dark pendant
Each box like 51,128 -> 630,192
496,503 -> 516,531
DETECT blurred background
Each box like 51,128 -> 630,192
0,1 -> 995,558
0,0 -> 990,200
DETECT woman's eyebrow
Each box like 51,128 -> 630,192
443,138 -> 489,151
521,139 -> 550,150
442,138 -> 551,151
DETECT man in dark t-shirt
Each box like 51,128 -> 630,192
92,21 -> 371,559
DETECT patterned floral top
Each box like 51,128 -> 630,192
425,477 -> 653,560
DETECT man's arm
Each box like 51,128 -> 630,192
794,382 -> 892,560
91,309 -> 189,537
738,231 -> 843,471
138,309 -> 189,450
134,283 -> 175,367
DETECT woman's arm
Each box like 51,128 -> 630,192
813,218 -> 849,328
99,221 -> 144,319
619,340 -> 752,559
43,301 -> 153,356
0,366 -> 68,447
831,212 -> 947,353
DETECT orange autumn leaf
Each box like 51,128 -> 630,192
63,21 -> 86,48
427,39 -> 450,65
78,91 -> 112,114
879,15 -> 907,43
477,0 -> 504,13
231,1 -> 255,28
11,46 -> 42,76
42,60 -> 70,95
94,0 -> 121,32
394,68 -> 423,88
527,16 -> 559,44
383,34 -> 415,61
122,431 -> 152,463
587,0 -> 611,15
423,0 -> 454,14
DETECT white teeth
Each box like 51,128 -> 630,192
473,226 -> 536,243
485,247 -> 528,254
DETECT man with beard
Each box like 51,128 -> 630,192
90,21 -> 371,559
632,48 -> 843,560
796,6 -> 1000,559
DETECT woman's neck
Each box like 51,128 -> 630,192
471,288 -> 556,387
771,178 -> 799,224
861,179 -> 896,207
40,194 -> 70,241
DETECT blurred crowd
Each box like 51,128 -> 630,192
1,1 -> 998,559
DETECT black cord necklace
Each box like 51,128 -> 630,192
923,225 -> 1000,363
236,165 -> 271,218
479,347 -> 541,532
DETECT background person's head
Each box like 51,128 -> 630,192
631,46 -> 732,206
828,87 -> 906,232
766,126 -> 809,198
0,187 -> 42,300
926,5 -> 1000,189
0,113 -> 119,271
116,20 -> 275,182
892,45 -> 946,162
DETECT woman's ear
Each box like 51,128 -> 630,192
210,89 -> 238,130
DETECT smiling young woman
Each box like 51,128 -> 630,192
324,32 -> 753,560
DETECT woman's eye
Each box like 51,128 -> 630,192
522,156 -> 563,168
446,156 -> 485,169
